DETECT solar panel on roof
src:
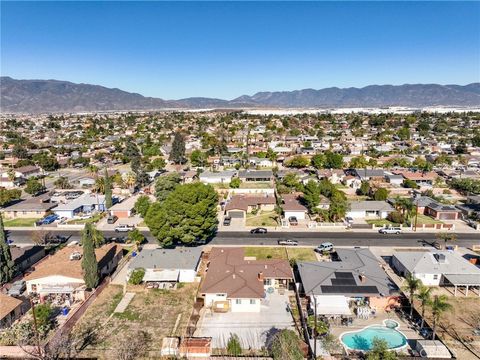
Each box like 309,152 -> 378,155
320,285 -> 379,294
331,278 -> 356,286
334,272 -> 355,279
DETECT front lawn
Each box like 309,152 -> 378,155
66,213 -> 104,225
414,214 -> 443,224
3,218 -> 39,227
246,211 -> 278,227
244,247 -> 317,261
366,219 -> 401,226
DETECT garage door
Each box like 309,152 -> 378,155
228,211 -> 245,218
438,212 -> 456,220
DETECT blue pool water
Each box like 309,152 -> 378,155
341,324 -> 407,351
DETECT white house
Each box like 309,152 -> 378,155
54,193 -> 106,219
282,194 -> 308,220
199,170 -> 236,184
347,201 -> 395,219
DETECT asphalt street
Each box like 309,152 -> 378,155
6,229 -> 480,248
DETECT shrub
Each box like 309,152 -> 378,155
227,333 -> 242,356
387,211 -> 404,224
129,268 -> 145,285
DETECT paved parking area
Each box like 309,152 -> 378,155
194,293 -> 295,349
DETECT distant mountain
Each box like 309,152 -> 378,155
1,76 -> 479,113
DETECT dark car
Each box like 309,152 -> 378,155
250,227 -> 268,234
288,216 -> 298,226
278,239 -> 298,246
105,236 -> 127,244
46,235 -> 68,244
223,216 -> 232,226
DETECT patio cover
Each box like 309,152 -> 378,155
310,295 -> 351,316
444,274 -> 480,286
144,269 -> 180,282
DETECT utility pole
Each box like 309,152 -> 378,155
414,203 -> 419,232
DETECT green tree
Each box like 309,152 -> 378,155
145,183 -> 218,247
134,195 -> 151,217
226,333 -> 242,356
154,172 -> 181,201
403,179 -> 419,189
0,188 -> 21,207
430,295 -> 452,340
270,329 -> 304,360
190,149 -> 208,167
436,232 -> 457,249
33,303 -> 55,330
25,178 -> 45,195
54,176 -> 72,189
307,316 -> 329,335
127,229 -> 145,249
324,151 -> 344,169
303,180 -> 321,213
358,181 -> 371,196
284,155 -> 310,168
350,156 -> 368,169
0,214 -> 16,284
311,154 -> 326,169
366,337 -> 398,360
374,188 -> 389,201
402,273 -> 421,318
169,132 -> 186,164
472,133 -> 480,147
104,168 -> 113,209
81,224 -> 99,289
128,268 -> 145,285
229,177 -> 241,189
151,157 -> 166,170
415,286 -> 433,329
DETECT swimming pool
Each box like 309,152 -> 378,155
340,320 -> 407,351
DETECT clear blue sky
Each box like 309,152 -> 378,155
1,1 -> 479,99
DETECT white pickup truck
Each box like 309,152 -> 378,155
114,224 -> 135,232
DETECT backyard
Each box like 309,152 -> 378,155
246,210 -> 278,227
75,282 -> 199,357
244,246 -> 317,261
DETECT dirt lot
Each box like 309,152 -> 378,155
75,282 -> 199,358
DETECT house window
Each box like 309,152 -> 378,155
250,299 -> 255,305
264,279 -> 272,286
433,275 -> 439,280
216,294 -> 224,297
235,299 -> 241,305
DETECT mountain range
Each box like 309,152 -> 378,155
1,76 -> 479,113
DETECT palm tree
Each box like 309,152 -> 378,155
93,177 -> 105,194
415,286 -> 433,329
402,273 -> 421,318
430,295 -> 452,340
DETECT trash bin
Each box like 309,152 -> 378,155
62,307 -> 69,316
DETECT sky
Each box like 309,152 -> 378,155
1,1 -> 479,99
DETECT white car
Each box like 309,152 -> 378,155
315,242 -> 334,253
114,224 -> 135,232
379,227 -> 402,234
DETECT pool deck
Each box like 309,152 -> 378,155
330,311 -> 422,354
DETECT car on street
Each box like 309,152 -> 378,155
8,280 -> 26,297
223,216 -> 232,226
378,227 -> 402,234
278,239 -> 298,246
345,217 -> 354,224
105,236 -> 127,244
250,227 -> 268,234
288,216 -> 298,226
315,242 -> 334,253
45,235 -> 69,244
114,224 -> 135,232
107,215 -> 118,224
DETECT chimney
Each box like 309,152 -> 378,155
359,274 -> 366,283
258,272 -> 264,281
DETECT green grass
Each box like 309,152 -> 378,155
366,219 -> 400,226
3,218 -> 39,227
244,247 -> 316,261
246,211 -> 278,227
414,214 -> 443,225
66,213 -> 104,225
239,182 -> 273,189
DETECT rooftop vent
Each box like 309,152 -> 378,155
434,253 -> 446,264
69,252 -> 82,261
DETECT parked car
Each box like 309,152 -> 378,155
223,216 -> 232,226
107,215 -> 118,224
114,224 -> 135,232
288,216 -> 298,226
378,227 -> 402,234
37,214 -> 58,226
345,217 -> 354,224
46,235 -> 68,244
250,227 -> 268,234
278,239 -> 298,246
8,280 -> 26,297
315,242 -> 334,253
105,236 -> 127,244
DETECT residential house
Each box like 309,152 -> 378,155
249,157 -> 273,168
24,243 -> 122,301
281,194 -> 308,220
10,245 -> 46,274
347,201 -> 395,219
224,195 -> 276,219
127,247 -> 202,284
0,294 -> 25,329
199,171 -> 236,184
392,250 -> 480,294
394,171 -> 438,187
109,195 -> 141,219
317,169 -> 345,185
413,196 -> 461,221
200,247 -> 293,312
13,165 -> 42,179
297,248 -> 398,316
353,169 -> 386,181
1,195 -> 57,219
54,193 -> 106,219
238,170 -> 274,182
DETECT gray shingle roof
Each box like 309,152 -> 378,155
128,247 -> 203,271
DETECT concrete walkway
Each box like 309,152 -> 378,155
114,292 -> 135,313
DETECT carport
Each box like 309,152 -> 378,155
443,274 -> 480,297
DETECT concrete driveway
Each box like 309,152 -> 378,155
194,293 -> 295,350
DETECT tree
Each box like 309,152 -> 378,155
403,179 -> 419,189
128,268 -> 145,285
33,303 -> 55,329
169,132 -> 186,164
350,156 -> 368,169
324,151 -> 344,169
190,149 -> 208,167
284,155 -> 310,168
307,316 -> 329,335
154,172 -> 181,201
430,295 -> 452,340
25,178 -> 45,195
374,188 -> 389,201
0,214 -> 16,284
145,183 -> 218,247
104,168 -> 113,209
415,286 -> 433,329
366,337 -> 398,360
81,224 -> 99,289
226,333 -> 242,356
54,176 -> 72,189
303,180 -> 321,213
472,133 -> 480,147
270,329 -> 304,360
436,232 -> 457,249
134,195 -> 151,217
311,154 -> 326,169
0,188 -> 21,207
150,157 -> 166,170
229,177 -> 241,189
358,181 -> 371,196
127,229 -> 145,249
402,273 -> 421,319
